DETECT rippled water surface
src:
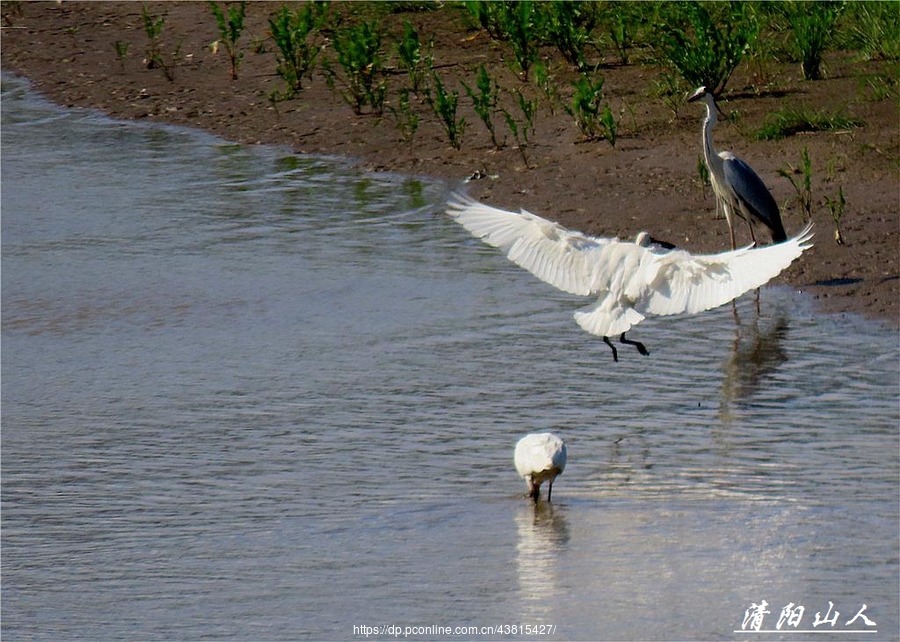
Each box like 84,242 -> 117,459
3,74 -> 898,641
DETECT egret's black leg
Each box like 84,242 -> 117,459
620,332 -> 649,356
547,481 -> 553,502
603,336 -> 619,362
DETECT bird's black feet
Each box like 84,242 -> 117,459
603,336 -> 619,362
620,332 -> 649,356
605,334 -> 649,361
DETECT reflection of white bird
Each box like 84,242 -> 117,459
515,433 -> 567,503
447,194 -> 813,362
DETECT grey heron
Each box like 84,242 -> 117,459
515,433 -> 567,503
688,86 -> 787,249
447,194 -> 813,362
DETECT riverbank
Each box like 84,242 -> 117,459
2,1 -> 897,323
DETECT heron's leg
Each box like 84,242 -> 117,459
620,332 -> 649,356
724,202 -> 737,251
603,336 -> 619,362
746,217 -> 758,247
527,477 -> 539,503
547,480 -> 553,502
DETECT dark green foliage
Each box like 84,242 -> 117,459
655,2 -> 758,96
332,18 -> 388,114
462,65 -> 502,149
268,4 -> 326,97
781,0 -> 844,80
396,20 -> 433,95
542,1 -> 598,71
427,72 -> 465,149
565,73 -> 616,145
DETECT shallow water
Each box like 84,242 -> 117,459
3,74 -> 898,641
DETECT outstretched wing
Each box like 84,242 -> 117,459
446,194 -> 614,297
638,222 -> 814,317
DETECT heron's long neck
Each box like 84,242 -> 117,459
701,98 -> 721,173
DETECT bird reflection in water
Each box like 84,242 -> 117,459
515,502 -> 570,622
719,307 -> 790,421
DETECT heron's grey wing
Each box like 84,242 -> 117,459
722,155 -> 787,241
637,222 -> 813,317
446,194 -> 610,296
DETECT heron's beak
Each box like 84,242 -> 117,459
686,86 -> 706,103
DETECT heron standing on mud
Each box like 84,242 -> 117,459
688,86 -> 787,249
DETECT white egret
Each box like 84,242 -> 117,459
447,194 -> 813,361
688,86 -> 787,249
514,433 -> 567,503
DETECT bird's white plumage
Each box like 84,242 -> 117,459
514,433 -> 567,495
447,194 -> 813,338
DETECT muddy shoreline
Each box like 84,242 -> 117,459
3,1 -> 897,324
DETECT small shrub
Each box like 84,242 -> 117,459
842,1 -> 900,61
141,6 -> 165,70
462,65 -> 502,149
778,146 -> 813,220
654,2 -> 758,97
141,7 -> 180,81
396,21 -> 433,96
502,88 -> 537,167
268,4 -> 325,98
331,18 -> 388,115
542,1 -> 598,71
388,88 -> 419,143
824,186 -> 846,244
209,1 -> 247,80
464,0 -> 542,80
565,73 -> 616,146
781,0 -> 844,80
427,72 -> 466,149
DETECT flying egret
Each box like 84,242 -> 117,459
514,433 -> 567,503
688,86 -> 787,249
447,194 -> 813,361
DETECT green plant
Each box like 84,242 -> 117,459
427,72 -> 465,149
331,18 -> 388,115
141,6 -> 165,70
209,1 -> 247,80
565,73 -> 616,145
462,65 -> 502,149
388,88 -> 419,143
465,0 -> 542,79
824,185 -> 846,244
396,20 -> 433,96
532,61 -> 560,114
756,105 -> 863,140
697,154 -> 711,199
655,2 -> 758,97
502,88 -> 537,167
542,1 -> 598,71
114,40 -> 130,65
140,6 -> 180,81
653,73 -> 685,119
268,4 -> 325,98
781,0 -> 844,80
842,1 -> 900,61
778,146 -> 813,220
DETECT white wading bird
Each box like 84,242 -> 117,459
688,86 -> 787,249
514,433 -> 567,503
447,194 -> 813,362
